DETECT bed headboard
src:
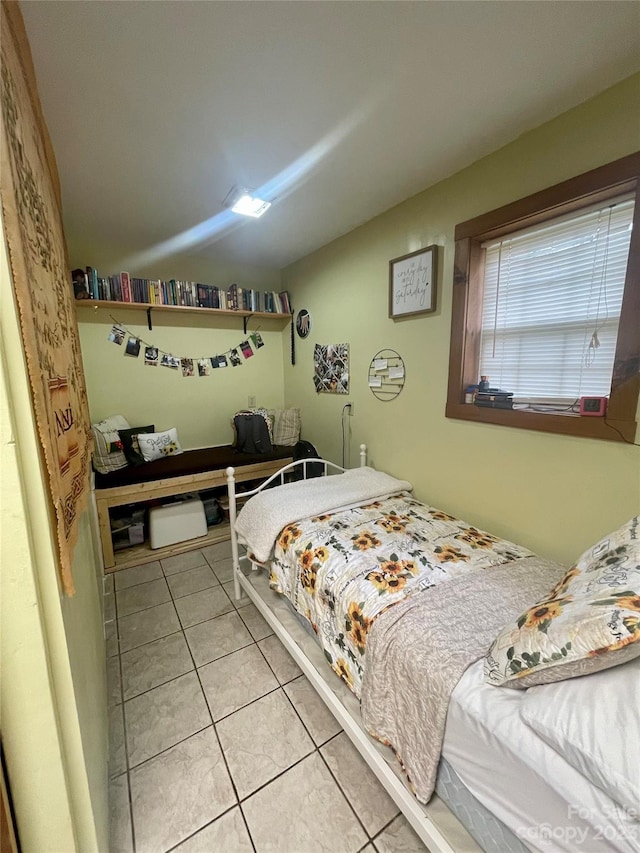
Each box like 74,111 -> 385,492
225,445 -> 367,563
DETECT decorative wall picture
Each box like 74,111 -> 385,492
296,309 -> 311,338
314,343 -> 349,394
389,245 -> 438,318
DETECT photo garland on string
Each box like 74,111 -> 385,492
105,315 -> 265,377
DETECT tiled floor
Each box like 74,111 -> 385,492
107,542 -> 429,853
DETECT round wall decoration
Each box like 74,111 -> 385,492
296,309 -> 311,338
368,349 -> 405,401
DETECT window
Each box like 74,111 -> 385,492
480,197 -> 634,404
446,154 -> 640,442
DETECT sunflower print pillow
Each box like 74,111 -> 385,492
485,517 -> 640,688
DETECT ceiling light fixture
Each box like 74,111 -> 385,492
223,185 -> 271,218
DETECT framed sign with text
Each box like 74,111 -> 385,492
389,245 -> 438,319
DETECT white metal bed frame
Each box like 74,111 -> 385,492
225,445 -> 479,853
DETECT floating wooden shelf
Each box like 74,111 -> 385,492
75,299 -> 292,321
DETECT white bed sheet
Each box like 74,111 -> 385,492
442,661 -> 640,853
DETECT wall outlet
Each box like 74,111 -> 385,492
345,401 -> 354,415
248,395 -> 256,407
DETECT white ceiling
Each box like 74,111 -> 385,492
21,1 -> 640,273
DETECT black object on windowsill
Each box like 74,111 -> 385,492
475,398 -> 514,409
474,389 -> 514,409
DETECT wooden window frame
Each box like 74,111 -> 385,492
446,153 -> 640,443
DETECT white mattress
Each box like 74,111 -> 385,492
442,661 -> 639,853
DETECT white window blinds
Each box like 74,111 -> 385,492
479,196 -> 634,403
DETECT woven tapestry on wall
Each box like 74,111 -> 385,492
0,1 -> 91,594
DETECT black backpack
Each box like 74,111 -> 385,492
234,412 -> 273,454
293,440 -> 324,479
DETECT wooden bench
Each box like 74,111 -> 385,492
94,446 -> 293,572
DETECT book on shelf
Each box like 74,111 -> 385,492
85,266 -> 99,300
120,272 -> 132,302
279,291 -> 291,314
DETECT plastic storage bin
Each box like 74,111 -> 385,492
149,498 -> 207,549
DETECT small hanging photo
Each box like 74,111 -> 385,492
181,358 -> 194,377
144,346 -> 159,366
251,331 -> 264,349
125,337 -> 141,357
108,325 -> 125,345
240,340 -> 254,359
228,349 -> 242,367
197,359 -> 210,377
161,354 -> 180,370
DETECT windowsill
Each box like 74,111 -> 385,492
445,401 -> 636,443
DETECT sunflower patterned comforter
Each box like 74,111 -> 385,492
269,491 -> 533,698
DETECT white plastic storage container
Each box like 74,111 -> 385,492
149,498 -> 207,549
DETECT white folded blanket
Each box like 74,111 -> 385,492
234,466 -> 412,563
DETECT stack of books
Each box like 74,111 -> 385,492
474,389 -> 514,409
79,267 -> 291,314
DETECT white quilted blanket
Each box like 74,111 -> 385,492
234,466 -> 412,562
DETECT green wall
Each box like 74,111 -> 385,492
76,251 -> 287,447
282,74 -> 640,567
78,308 -> 287,448
60,509 -> 109,851
1,207 -> 107,852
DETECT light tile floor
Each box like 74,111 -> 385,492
107,543 -> 429,853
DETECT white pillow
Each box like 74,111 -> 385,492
137,428 -> 183,462
520,657 -> 640,813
